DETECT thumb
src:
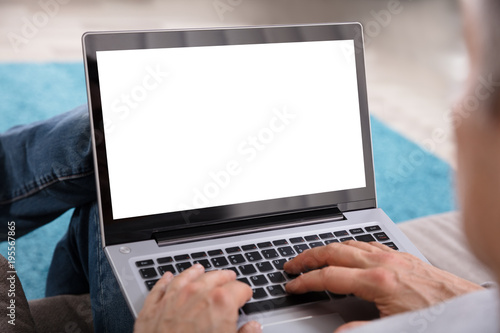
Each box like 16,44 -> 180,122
238,321 -> 263,333
334,320 -> 370,333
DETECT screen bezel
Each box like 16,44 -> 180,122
83,23 -> 377,246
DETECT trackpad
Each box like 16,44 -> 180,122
263,313 -> 344,333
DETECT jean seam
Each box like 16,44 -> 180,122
0,169 -> 94,205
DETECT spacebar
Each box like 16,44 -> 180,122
242,292 -> 330,315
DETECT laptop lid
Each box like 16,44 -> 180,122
83,23 -> 376,247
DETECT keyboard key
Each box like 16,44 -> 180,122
174,254 -> 190,261
267,272 -> 286,283
349,228 -> 364,235
289,237 -> 305,244
242,244 -> 257,251
273,239 -> 288,246
309,241 -> 324,248
157,256 -> 173,264
208,249 -> 224,256
176,262 -> 192,272
365,225 -> 381,232
250,274 -> 268,286
242,292 -> 329,314
304,235 -> 320,241
340,237 -> 354,242
252,288 -> 268,300
140,267 -> 158,279
136,259 -> 154,267
193,259 -> 212,269
261,249 -> 279,259
191,252 -> 207,259
145,279 -> 159,290
226,247 -> 241,253
245,251 -> 263,262
355,234 -> 376,242
293,244 -> 310,254
272,259 -> 287,270
224,267 -> 239,275
211,257 -> 229,267
238,277 -> 251,285
278,246 -> 296,257
383,242 -> 399,250
267,285 -> 286,297
374,232 -> 390,242
228,254 -> 246,265
285,272 -> 300,280
334,230 -> 349,237
239,264 -> 257,275
256,262 -> 273,272
319,232 -> 334,239
257,242 -> 273,249
325,239 -> 339,244
158,265 -> 176,275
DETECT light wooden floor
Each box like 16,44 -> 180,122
0,0 -> 466,167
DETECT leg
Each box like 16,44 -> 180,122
0,105 -> 96,240
47,203 -> 135,332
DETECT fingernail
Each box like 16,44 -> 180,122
249,321 -> 263,332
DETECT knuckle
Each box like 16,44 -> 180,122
375,251 -> 399,264
182,281 -> 204,296
366,267 -> 397,290
209,287 -> 232,307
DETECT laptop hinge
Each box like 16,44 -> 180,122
154,206 -> 345,247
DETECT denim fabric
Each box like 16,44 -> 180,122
47,202 -> 134,332
0,105 -> 134,332
0,105 -> 95,239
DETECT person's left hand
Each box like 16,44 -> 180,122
284,241 -> 483,332
134,264 -> 262,333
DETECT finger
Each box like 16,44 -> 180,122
286,266 -> 366,296
368,241 -> 396,252
284,243 -> 374,274
238,321 -> 263,333
215,280 -> 253,308
334,320 -> 370,333
141,272 -> 175,313
195,269 -> 238,289
165,263 -> 205,293
342,240 -> 385,253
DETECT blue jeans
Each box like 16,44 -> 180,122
0,105 -> 134,332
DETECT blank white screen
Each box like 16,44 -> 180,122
97,40 -> 366,220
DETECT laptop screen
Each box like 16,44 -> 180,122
83,24 -> 376,245
96,39 -> 365,220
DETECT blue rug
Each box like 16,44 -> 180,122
0,62 -> 455,300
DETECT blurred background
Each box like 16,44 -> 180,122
1,0 -> 465,299
1,0 -> 466,165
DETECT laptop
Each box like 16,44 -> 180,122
82,23 -> 428,332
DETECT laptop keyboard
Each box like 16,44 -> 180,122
135,224 -> 398,315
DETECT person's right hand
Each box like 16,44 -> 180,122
284,241 -> 483,331
134,264 -> 262,333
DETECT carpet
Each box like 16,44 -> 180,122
0,62 -> 455,300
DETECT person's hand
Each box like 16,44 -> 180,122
284,241 -> 483,332
134,264 -> 262,333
